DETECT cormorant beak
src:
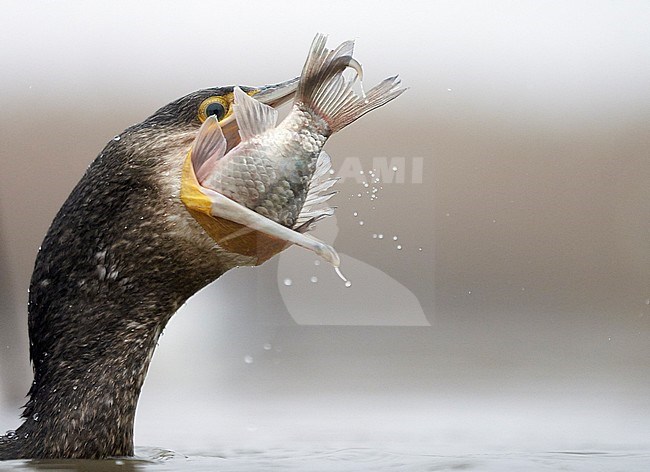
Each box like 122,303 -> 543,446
251,77 -> 300,107
218,77 -> 299,150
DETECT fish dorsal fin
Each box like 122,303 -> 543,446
191,115 -> 227,183
233,86 -> 278,141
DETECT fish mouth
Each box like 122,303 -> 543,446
218,77 -> 299,150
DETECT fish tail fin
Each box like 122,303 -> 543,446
296,33 -> 406,134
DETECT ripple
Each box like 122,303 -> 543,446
3,449 -> 649,472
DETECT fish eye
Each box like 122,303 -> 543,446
198,96 -> 229,122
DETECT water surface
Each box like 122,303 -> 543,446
3,447 -> 649,472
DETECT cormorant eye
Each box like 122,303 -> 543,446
198,96 -> 229,123
206,102 -> 225,120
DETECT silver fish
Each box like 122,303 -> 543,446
183,33 -> 405,268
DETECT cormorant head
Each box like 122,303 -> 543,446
139,77 -> 298,151
93,78 -> 300,270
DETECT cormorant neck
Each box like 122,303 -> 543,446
14,311 -> 167,458
0,132 -> 250,459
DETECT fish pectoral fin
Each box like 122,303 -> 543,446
233,86 -> 278,141
202,186 -> 340,267
191,115 -> 227,183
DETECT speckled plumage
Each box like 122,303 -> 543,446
0,87 -> 255,460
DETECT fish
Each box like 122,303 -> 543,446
180,33 -> 405,273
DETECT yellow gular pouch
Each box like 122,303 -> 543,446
180,151 -> 291,265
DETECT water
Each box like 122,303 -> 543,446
2,448 -> 648,471
334,267 -> 350,286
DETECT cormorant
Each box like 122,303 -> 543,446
0,79 -> 299,460
0,33 -> 403,460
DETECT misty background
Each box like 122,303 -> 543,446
0,0 -> 649,454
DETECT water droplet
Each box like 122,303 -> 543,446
378,234 -> 384,239
329,169 -> 335,175
113,135 -> 121,141
363,182 -> 369,188
372,234 -> 378,239
115,460 -> 125,466
397,245 -> 402,250
335,267 -> 349,286
468,291 -> 472,295
244,355 -> 254,364
359,170 -> 364,175
72,386 -> 78,391
283,278 -> 292,286
357,193 -> 362,197
345,281 -> 352,288
418,247 -> 423,251
447,88 -> 452,92
393,236 -> 398,241
359,221 -> 364,226
353,212 -> 358,217
310,276 -> 318,283
32,413 -> 40,422
392,166 -> 398,172
263,343 -> 272,350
